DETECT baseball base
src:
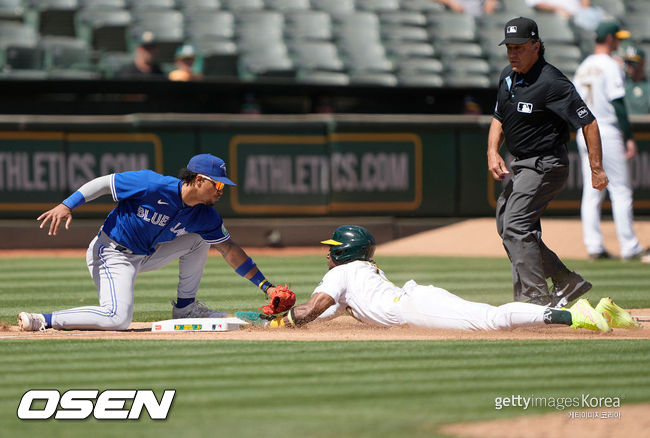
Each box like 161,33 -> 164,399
151,317 -> 249,332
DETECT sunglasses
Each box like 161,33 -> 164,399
200,174 -> 225,190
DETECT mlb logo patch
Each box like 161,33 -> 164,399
517,102 -> 533,113
507,26 -> 517,33
576,106 -> 589,118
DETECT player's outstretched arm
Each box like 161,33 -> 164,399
214,240 -> 295,312
37,203 -> 72,236
268,292 -> 335,328
37,175 -> 113,236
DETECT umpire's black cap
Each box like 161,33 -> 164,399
499,17 -> 540,45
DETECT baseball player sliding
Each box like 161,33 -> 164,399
17,154 -> 295,331
238,225 -> 640,333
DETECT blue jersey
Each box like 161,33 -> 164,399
102,169 -> 229,255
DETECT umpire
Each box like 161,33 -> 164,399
487,17 -> 609,307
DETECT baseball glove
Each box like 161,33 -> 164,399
259,284 -> 295,315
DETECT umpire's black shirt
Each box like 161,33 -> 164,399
494,56 -> 595,159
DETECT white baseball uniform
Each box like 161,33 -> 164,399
573,54 -> 642,258
313,261 -> 548,331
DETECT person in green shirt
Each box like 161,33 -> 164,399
621,45 -> 650,115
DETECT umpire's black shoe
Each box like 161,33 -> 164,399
551,271 -> 592,308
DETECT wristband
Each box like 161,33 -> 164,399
286,308 -> 297,328
250,270 -> 272,293
269,317 -> 285,328
235,257 -> 256,276
62,191 -> 86,210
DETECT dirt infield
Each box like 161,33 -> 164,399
441,403 -> 650,438
2,313 -> 649,341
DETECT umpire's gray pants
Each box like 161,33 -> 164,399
496,153 -> 569,301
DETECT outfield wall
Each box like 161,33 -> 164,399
1,114 -> 649,218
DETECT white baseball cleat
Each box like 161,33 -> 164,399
171,299 -> 228,319
17,312 -> 47,331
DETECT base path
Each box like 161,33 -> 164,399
2,313 -> 649,341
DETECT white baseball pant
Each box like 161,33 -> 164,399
398,281 -> 547,331
577,125 -> 641,258
51,230 -> 210,330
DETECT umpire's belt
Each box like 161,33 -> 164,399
512,144 -> 567,160
98,230 -> 134,254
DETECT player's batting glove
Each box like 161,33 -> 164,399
260,284 -> 296,315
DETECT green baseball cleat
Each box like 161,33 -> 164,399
594,297 -> 641,329
568,299 -> 611,333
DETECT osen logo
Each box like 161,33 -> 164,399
17,389 -> 175,420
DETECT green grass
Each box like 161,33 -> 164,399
1,255 -> 649,437
1,340 -> 649,438
1,255 -> 650,323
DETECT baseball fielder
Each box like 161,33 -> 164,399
573,21 -> 646,260
238,226 -> 641,332
17,154 -> 294,331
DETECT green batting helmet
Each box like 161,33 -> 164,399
321,225 -> 376,264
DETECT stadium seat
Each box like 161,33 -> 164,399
444,73 -> 491,87
378,10 -> 426,26
290,41 -> 344,71
221,0 -> 264,11
236,11 -> 285,52
626,0 -> 650,13
591,0 -> 625,17
296,70 -> 349,85
284,11 -> 333,41
0,45 -> 43,70
176,0 -> 221,11
75,8 -> 132,52
621,16 -> 650,42
311,0 -> 355,17
428,13 -> 477,42
397,57 -> 443,74
500,0 -> 535,14
78,0 -> 126,8
385,41 -> 435,59
129,10 -> 184,63
533,14 -> 576,43
435,42 -> 483,59
128,0 -> 176,10
239,42 -> 296,79
356,0 -> 400,12
265,0 -> 311,11
340,41 -> 394,73
380,25 -> 429,42
0,21 -> 39,46
544,43 -> 583,62
0,68 -> 48,78
400,0 -> 445,12
0,0 -> 24,22
40,35 -> 93,71
96,50 -> 132,78
184,10 -> 235,40
397,72 -> 444,86
446,58 -> 490,75
24,0 -> 78,37
349,71 -> 397,86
